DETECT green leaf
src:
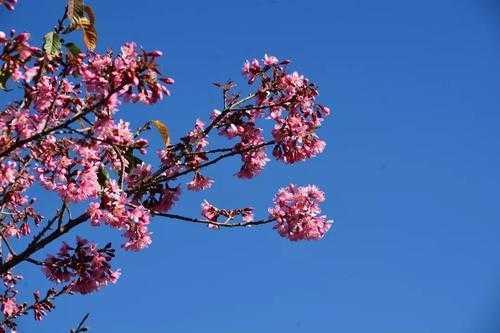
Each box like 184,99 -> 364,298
124,149 -> 142,173
64,42 -> 81,56
43,32 -> 61,58
0,69 -> 11,90
97,166 -> 110,188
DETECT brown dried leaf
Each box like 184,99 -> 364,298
67,0 -> 84,23
151,120 -> 171,146
82,24 -> 97,51
83,5 -> 95,25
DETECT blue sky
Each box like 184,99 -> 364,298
2,0 -> 500,332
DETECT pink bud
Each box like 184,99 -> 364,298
15,32 -> 30,43
160,77 -> 175,84
149,50 -> 163,57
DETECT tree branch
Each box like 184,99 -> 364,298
161,140 -> 275,182
154,212 -> 275,228
0,213 -> 89,274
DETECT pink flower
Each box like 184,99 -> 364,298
263,54 -> 279,66
125,163 -> 152,188
1,298 -> 18,317
187,119 -> 208,149
241,208 -> 254,223
42,238 -> 120,294
235,125 -> 270,179
88,202 -> 103,226
151,186 -> 180,213
123,210 -> 152,251
122,205 -> 152,251
242,59 -> 261,83
269,184 -> 332,241
24,66 -> 39,82
187,173 -> 214,191
201,200 -> 218,222
0,161 -> 17,187
94,119 -> 133,146
60,165 -> 101,202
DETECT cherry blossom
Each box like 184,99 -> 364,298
269,184 -> 332,241
42,238 -> 120,294
0,3 -> 332,331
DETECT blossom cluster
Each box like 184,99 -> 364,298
152,53 -> 330,192
88,181 -> 153,251
42,238 -> 120,294
0,2 -> 333,330
0,38 -> 172,240
217,54 -> 329,178
0,30 -> 40,87
269,184 -> 332,241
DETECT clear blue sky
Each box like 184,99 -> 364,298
2,0 -> 500,332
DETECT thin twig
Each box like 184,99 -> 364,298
71,313 -> 90,333
154,212 -> 274,228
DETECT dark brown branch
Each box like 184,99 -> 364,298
70,313 -> 90,333
161,140 -> 275,182
155,212 -> 274,228
29,202 -> 66,250
0,213 -> 89,274
202,93 -> 256,136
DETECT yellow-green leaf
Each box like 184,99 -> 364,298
43,32 -> 61,58
151,120 -> 171,146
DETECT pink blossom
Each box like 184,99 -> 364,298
150,186 -> 180,213
241,208 -> 254,222
242,59 -> 261,83
187,119 -> 208,150
88,202 -> 103,226
201,200 -> 218,222
263,54 -> 279,66
0,161 -> 17,187
42,238 -> 120,294
269,184 -> 332,241
187,173 -> 214,191
24,66 -> 38,82
60,165 -> 101,202
0,36 -> 333,329
123,206 -> 152,251
1,298 -> 18,317
94,119 -> 134,146
272,115 -> 326,164
126,163 -> 152,188
235,125 -> 269,179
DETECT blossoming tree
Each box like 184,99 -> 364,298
0,0 -> 332,330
